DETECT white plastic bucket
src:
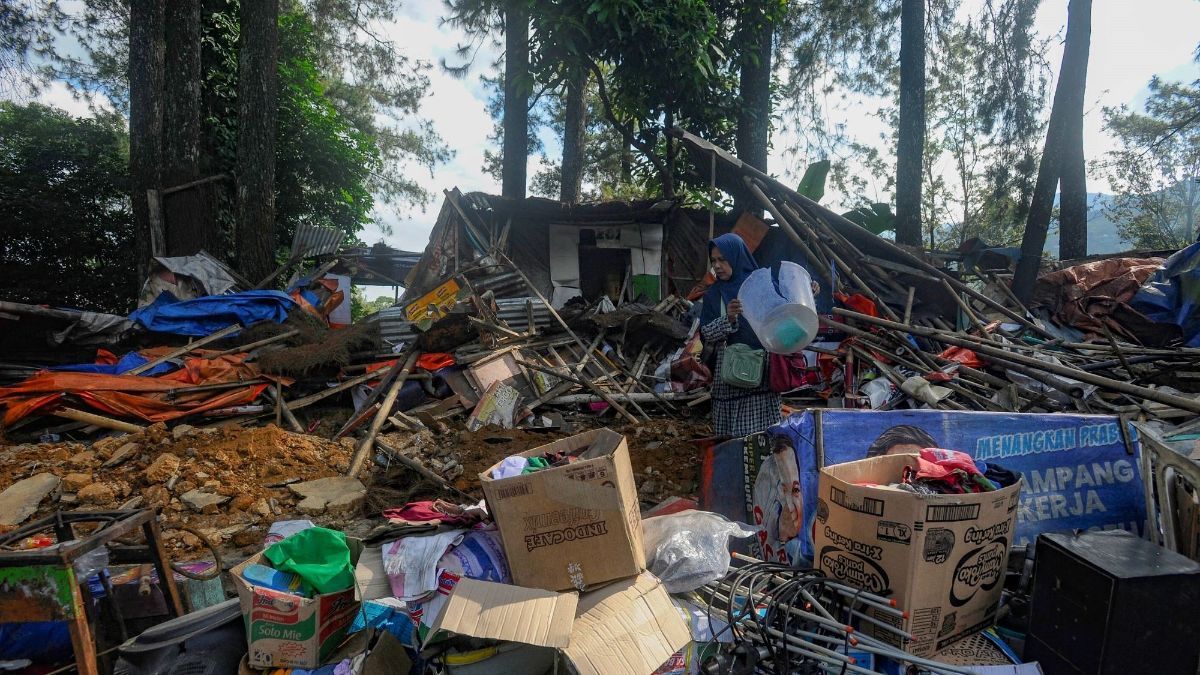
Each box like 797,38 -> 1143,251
737,262 -> 819,354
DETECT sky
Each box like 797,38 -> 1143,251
20,0 -> 1200,299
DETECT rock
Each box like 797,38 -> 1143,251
101,442 -> 140,468
251,498 -> 272,519
77,483 -> 116,506
193,472 -> 210,480
60,494 -> 78,505
338,437 -> 356,449
144,485 -> 170,509
288,477 -> 367,516
120,495 -> 145,510
229,494 -> 256,512
645,441 -> 662,451
181,490 -> 230,514
172,424 -> 195,440
62,473 -> 92,492
0,473 -> 61,526
174,480 -> 197,495
68,451 -> 97,467
144,453 -> 181,483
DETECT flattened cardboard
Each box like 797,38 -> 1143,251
431,572 -> 689,675
232,538 -> 365,670
426,577 -> 577,649
480,428 -> 646,591
354,545 -> 393,601
813,455 -> 1020,657
566,573 -> 692,675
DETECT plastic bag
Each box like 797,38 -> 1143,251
263,526 -> 354,594
642,510 -> 756,593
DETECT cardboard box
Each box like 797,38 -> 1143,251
813,455 -> 1020,657
480,428 -> 645,591
232,538 -> 365,670
428,572 -> 690,675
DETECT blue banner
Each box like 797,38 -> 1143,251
771,409 -> 1147,562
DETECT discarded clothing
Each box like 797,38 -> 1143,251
492,455 -> 528,479
381,500 -> 486,528
130,290 -> 297,336
381,529 -> 465,600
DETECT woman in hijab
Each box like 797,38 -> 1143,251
700,233 -> 782,438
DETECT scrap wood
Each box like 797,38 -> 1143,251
127,323 -> 241,375
836,307 -> 1200,415
347,349 -> 420,477
53,407 -> 144,433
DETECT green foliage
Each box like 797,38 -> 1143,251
0,102 -> 137,312
350,288 -> 397,322
796,160 -> 831,201
1100,77 -> 1200,250
842,203 -> 896,235
202,1 -> 382,252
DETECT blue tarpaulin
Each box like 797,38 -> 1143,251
130,291 -> 297,337
50,351 -> 176,377
1132,242 -> 1200,346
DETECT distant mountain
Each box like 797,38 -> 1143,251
1046,192 -> 1125,257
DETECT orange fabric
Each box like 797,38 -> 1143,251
416,353 -> 455,371
0,353 -> 282,425
835,292 -> 878,318
938,346 -> 984,368
95,349 -> 119,365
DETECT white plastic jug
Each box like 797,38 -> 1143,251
737,262 -> 819,354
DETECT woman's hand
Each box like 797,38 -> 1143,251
727,298 -> 743,321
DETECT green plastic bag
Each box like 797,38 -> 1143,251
263,526 -> 354,594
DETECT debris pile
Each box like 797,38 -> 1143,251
0,423 -> 360,552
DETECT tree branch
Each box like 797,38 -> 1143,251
586,59 -> 666,187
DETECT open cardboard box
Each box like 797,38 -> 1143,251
426,572 -> 690,675
232,537 -> 365,670
813,454 -> 1021,657
480,428 -> 646,591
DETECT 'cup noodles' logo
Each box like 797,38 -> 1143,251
963,521 -> 1010,546
950,538 -> 1007,607
819,546 -> 889,594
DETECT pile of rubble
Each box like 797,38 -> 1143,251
0,423 -> 364,554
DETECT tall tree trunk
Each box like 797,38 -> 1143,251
501,0 -> 529,199
129,0 -> 165,285
1056,0 -> 1092,261
235,0 -> 279,284
734,0 -> 773,213
560,67 -> 587,204
162,0 -> 214,257
1013,0 -> 1092,301
663,109 -> 676,198
895,0 -> 926,248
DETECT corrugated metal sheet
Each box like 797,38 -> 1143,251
377,296 -> 552,345
292,224 -> 346,258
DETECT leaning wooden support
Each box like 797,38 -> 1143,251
53,408 -> 144,433
347,350 -> 420,477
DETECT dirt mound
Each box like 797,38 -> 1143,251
376,418 -> 712,505
0,423 -> 358,557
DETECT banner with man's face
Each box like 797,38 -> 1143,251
765,409 -> 1147,564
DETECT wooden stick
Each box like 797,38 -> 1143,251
835,308 -> 1200,414
127,324 -> 241,375
286,363 -> 394,411
903,286 -> 916,325
53,408 -> 143,433
347,350 -> 420,476
267,385 -> 304,433
375,438 -> 475,502
208,329 -> 299,358
517,358 -> 640,424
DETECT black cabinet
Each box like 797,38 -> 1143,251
1026,530 -> 1200,674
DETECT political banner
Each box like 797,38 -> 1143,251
770,409 -> 1147,563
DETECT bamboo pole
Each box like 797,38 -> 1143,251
347,350 -> 420,476
53,408 -> 143,433
835,308 -> 1200,414
127,324 -> 241,375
